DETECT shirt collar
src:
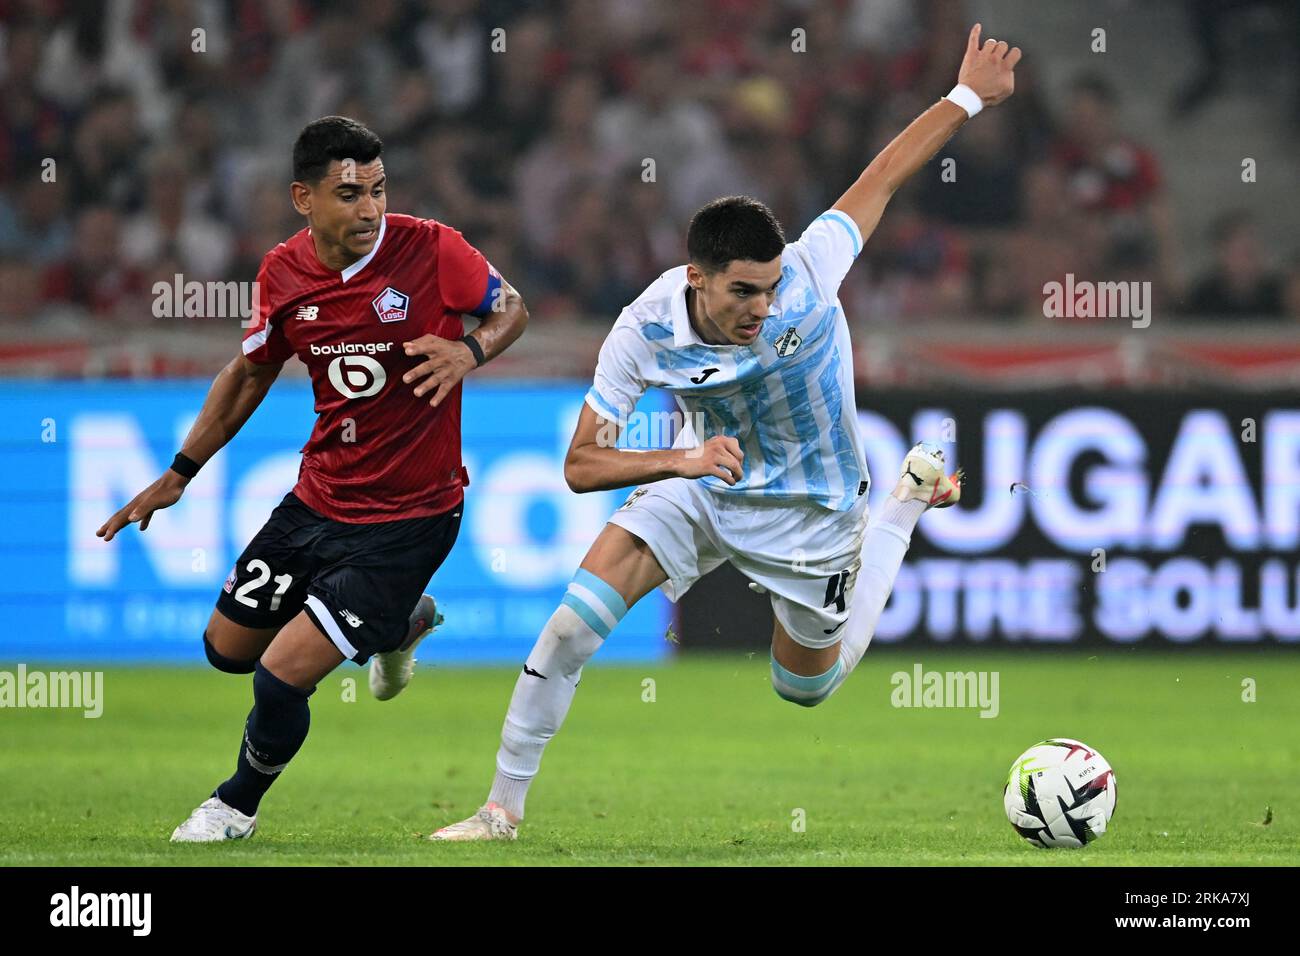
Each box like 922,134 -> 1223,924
672,278 -> 737,349
340,215 -> 387,283
671,278 -> 697,347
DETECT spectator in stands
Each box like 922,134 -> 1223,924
1184,211 -> 1284,318
485,9 -> 559,154
41,206 -> 145,318
0,0 -> 1289,342
0,19 -> 67,188
34,1 -> 166,131
861,193 -> 971,320
608,160 -> 684,294
982,163 -> 1107,322
67,87 -> 148,210
1049,72 -> 1183,303
533,178 -> 644,319
229,177 -> 300,285
170,96 -> 236,224
515,72 -> 614,255
121,149 -> 234,282
594,36 -> 734,219
917,103 -> 1023,230
261,0 -> 395,147
415,0 -> 489,116
0,257 -> 42,322
0,176 -> 71,270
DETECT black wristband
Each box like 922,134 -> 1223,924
170,452 -> 201,479
460,334 -> 486,367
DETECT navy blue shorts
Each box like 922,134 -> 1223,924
215,492 -> 461,664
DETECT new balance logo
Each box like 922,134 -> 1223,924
338,608 -> 363,628
523,665 -> 548,680
296,306 -> 319,320
690,368 -> 719,384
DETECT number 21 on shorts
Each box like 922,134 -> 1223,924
231,559 -> 294,611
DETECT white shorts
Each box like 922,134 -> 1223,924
607,478 -> 870,649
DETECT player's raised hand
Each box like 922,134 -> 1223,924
96,471 -> 188,542
402,334 -> 478,407
679,435 -> 744,485
957,23 -> 1021,108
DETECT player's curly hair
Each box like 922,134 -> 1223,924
292,116 -> 384,184
687,196 -> 786,273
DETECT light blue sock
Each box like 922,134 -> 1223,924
770,655 -> 843,708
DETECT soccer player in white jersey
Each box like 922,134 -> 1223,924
433,25 -> 1021,840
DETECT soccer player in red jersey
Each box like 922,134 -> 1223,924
96,117 -> 529,842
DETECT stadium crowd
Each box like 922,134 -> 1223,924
1,0 -> 1297,330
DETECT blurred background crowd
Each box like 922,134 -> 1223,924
1,0 -> 1298,335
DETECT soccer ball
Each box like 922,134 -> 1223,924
1003,738 -> 1116,848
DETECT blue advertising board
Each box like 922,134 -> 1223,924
0,380 -> 672,664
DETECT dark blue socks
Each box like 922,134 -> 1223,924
215,662 -> 313,816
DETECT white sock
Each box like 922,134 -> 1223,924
877,492 -> 928,535
826,504 -> 920,695
488,570 -> 626,820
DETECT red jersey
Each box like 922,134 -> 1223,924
241,213 -> 499,522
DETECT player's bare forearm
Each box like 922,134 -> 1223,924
563,404 -> 744,494
465,279 -> 529,363
97,354 -> 281,540
832,102 -> 968,239
180,355 -> 283,466
833,23 -> 1021,241
564,444 -> 692,494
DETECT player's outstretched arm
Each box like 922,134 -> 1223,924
402,277 -> 530,407
96,354 -> 283,541
564,403 -> 744,494
831,23 -> 1021,243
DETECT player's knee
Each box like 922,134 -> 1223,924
770,656 -> 841,708
203,631 -> 257,674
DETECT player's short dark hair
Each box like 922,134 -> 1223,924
687,196 -> 786,274
292,116 -> 384,184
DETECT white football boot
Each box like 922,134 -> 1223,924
369,594 -> 443,701
895,441 -> 964,509
429,802 -> 519,842
170,796 -> 256,843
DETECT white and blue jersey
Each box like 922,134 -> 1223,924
585,209 -> 868,512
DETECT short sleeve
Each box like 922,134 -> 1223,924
783,209 -> 864,298
584,325 -> 649,425
241,257 -> 294,365
436,223 -> 500,317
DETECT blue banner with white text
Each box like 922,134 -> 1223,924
0,381 -> 672,664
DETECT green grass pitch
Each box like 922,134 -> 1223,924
2,652 -> 1296,866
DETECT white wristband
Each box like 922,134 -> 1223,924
945,83 -> 984,118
